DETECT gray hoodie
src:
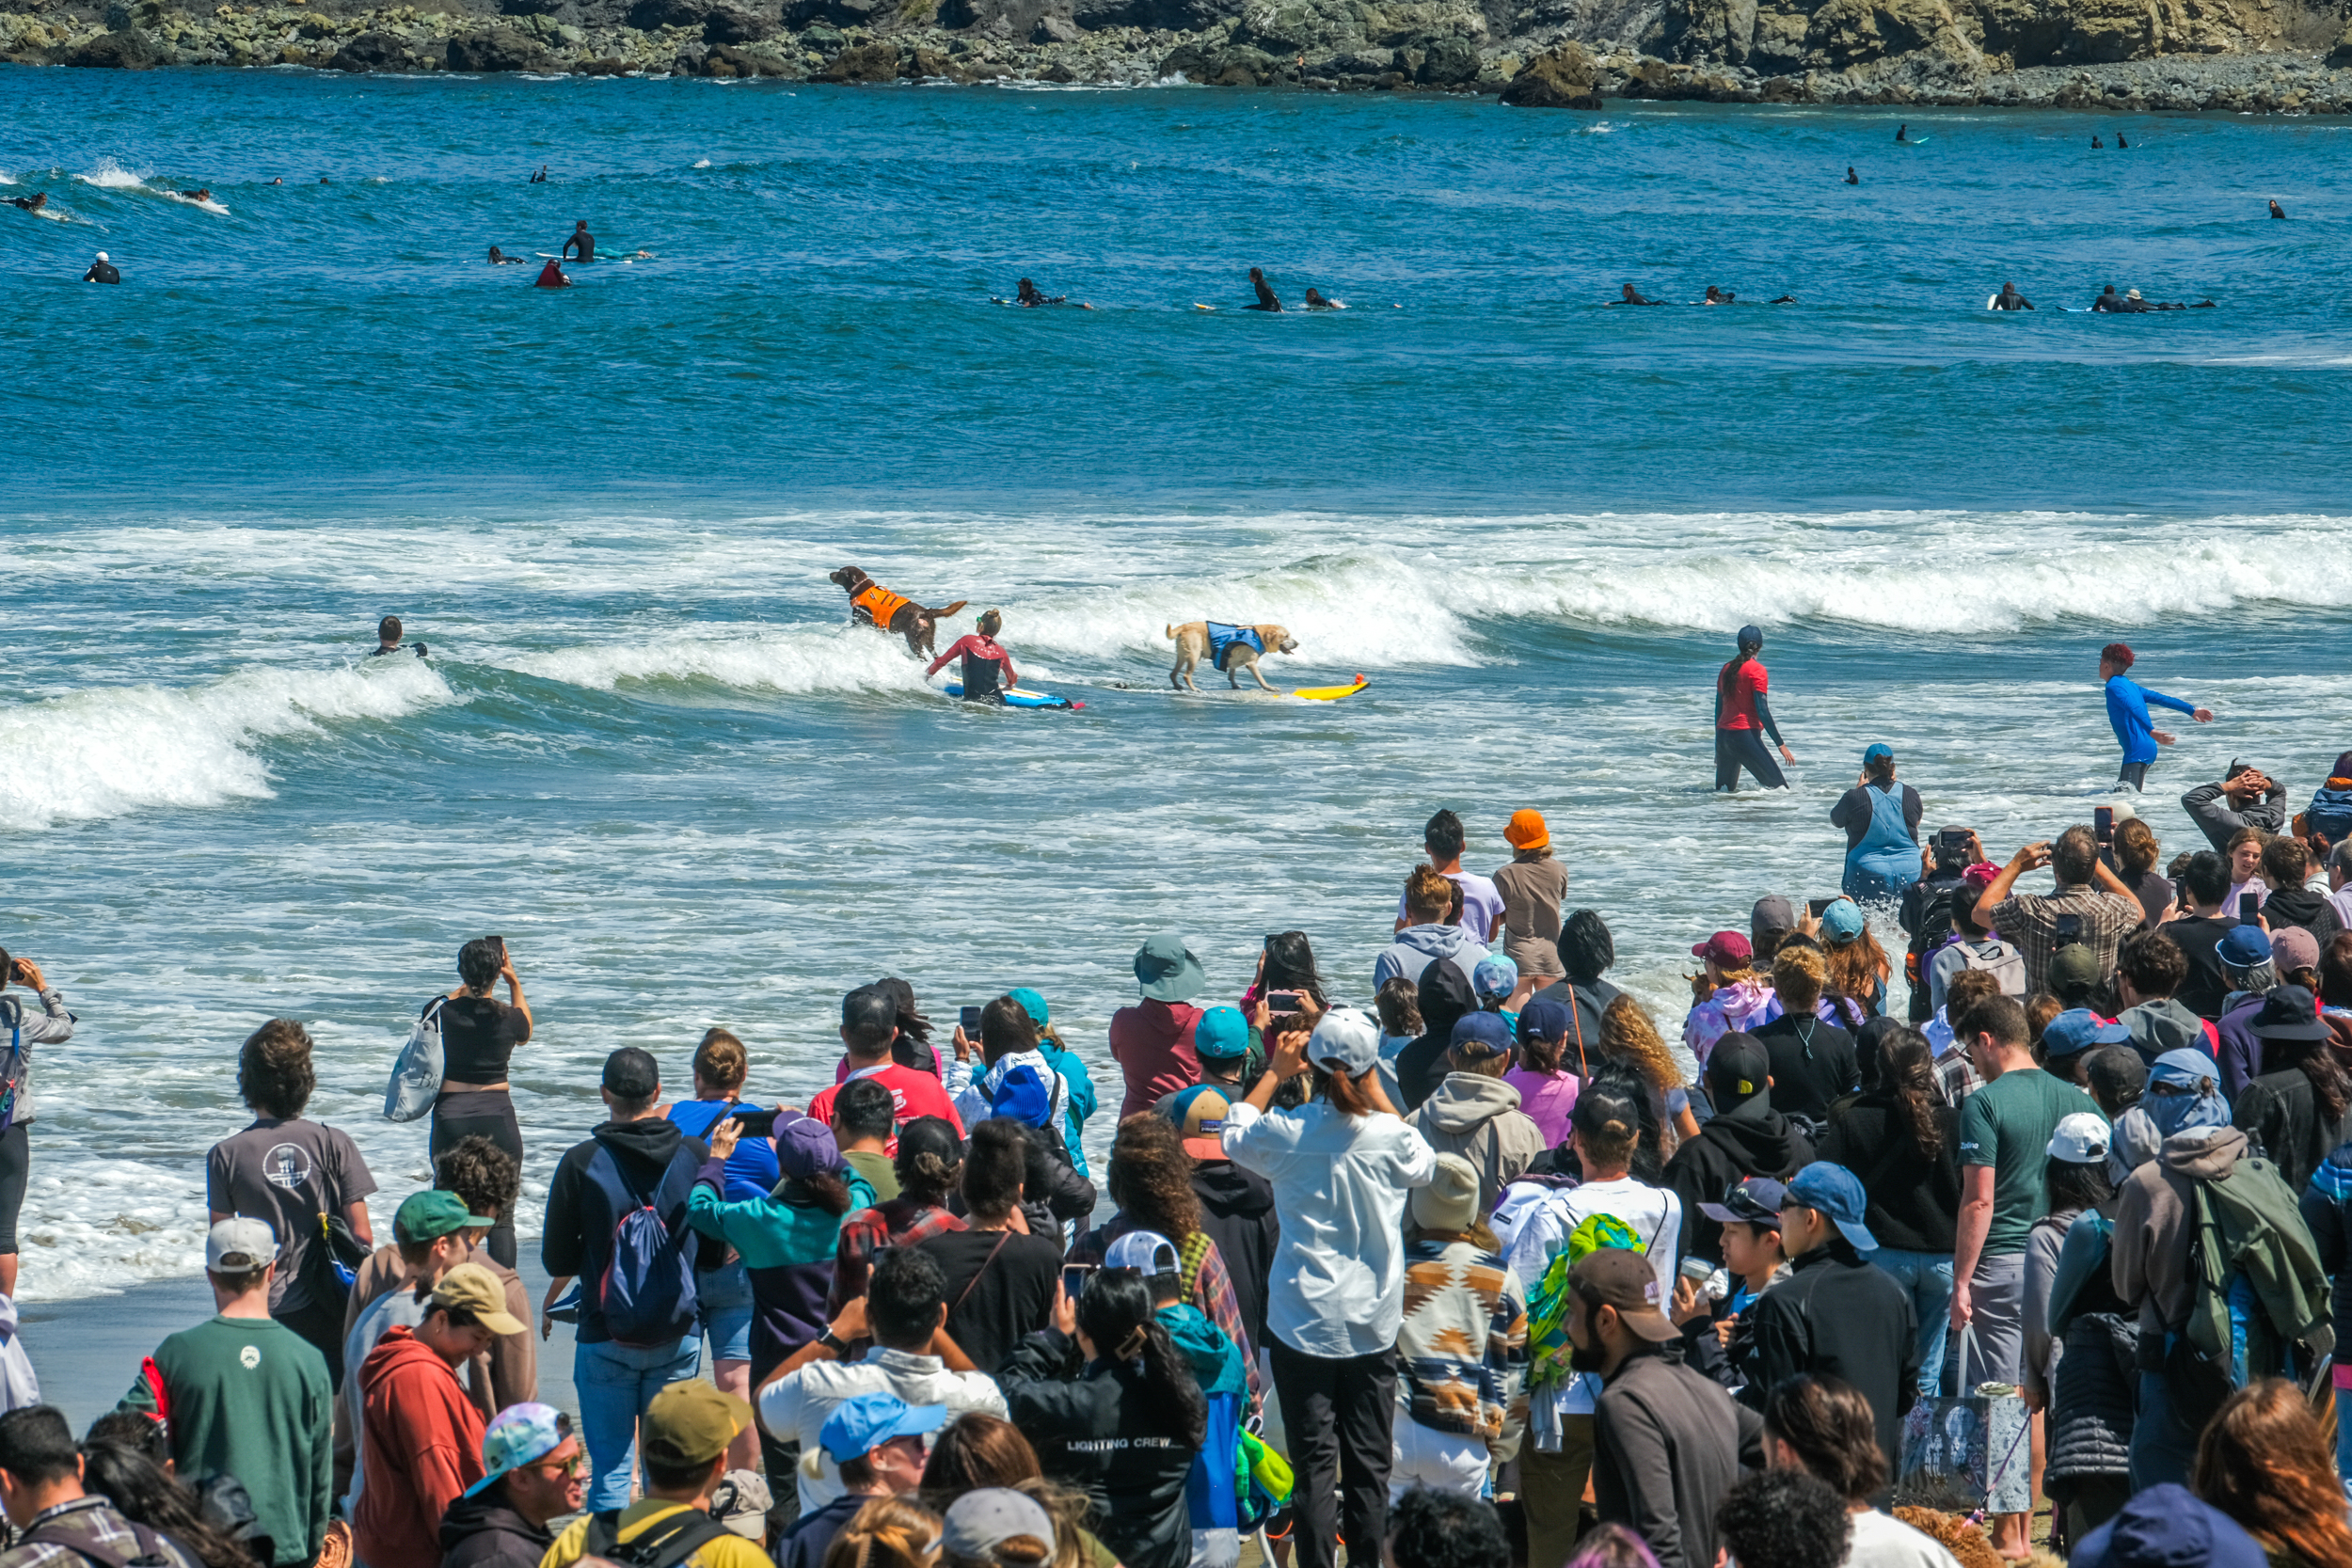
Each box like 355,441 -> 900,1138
1407,1074 -> 1546,1216
2117,998 -> 2208,1062
1373,924 -> 1490,992
2112,1124 -> 2248,1338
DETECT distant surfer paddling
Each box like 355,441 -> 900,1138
488,245 -> 525,265
1303,288 -> 1343,309
1992,281 -> 2033,310
1715,625 -> 1796,791
927,610 -> 1020,704
533,257 -> 572,288
83,251 -> 119,285
179,188 -> 213,203
1005,277 -> 1090,309
562,220 -> 595,263
8,193 -> 46,213
2269,199 -> 2286,219
369,615 -> 428,659
1611,284 -> 1662,306
1247,267 -> 1282,311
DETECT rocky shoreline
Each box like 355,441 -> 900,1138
10,0 -> 2352,113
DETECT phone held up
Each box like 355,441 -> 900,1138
1266,990 -> 1304,1018
1061,1263 -> 1095,1302
1806,897 -> 1836,918
2239,893 -> 2262,923
960,1006 -> 983,1037
2094,806 -> 2114,846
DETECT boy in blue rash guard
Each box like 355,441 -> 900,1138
2099,642 -> 2213,791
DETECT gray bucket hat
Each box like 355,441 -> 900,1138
1134,933 -> 1206,1004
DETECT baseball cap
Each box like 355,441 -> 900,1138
1751,895 -> 1795,936
1450,1010 -> 1512,1062
2085,1046 -> 2148,1112
1307,1006 -> 1378,1077
817,1390 -> 951,1464
1518,998 -> 1574,1044
205,1216 -> 278,1275
1006,988 -> 1050,1026
2219,925 -> 2273,968
1567,1248 -> 1678,1343
2251,985 -> 2328,1042
708,1470 -> 772,1540
394,1190 -> 497,1244
2071,1482 -> 2266,1568
2042,1009 -> 2132,1059
944,1490 -> 1057,1560
1697,1176 -> 1786,1227
1819,898 -> 1866,942
1784,1161 -> 1878,1250
602,1046 -> 660,1101
1103,1228 -> 1180,1279
1194,1005 -> 1249,1061
1862,743 -> 1893,766
1706,1033 -> 1771,1106
776,1113 -> 849,1179
897,1115 -> 962,1170
465,1403 -> 570,1497
1504,809 -> 1549,850
1691,930 -> 1752,967
2270,927 -> 2320,974
1410,1151 -> 1481,1233
643,1380 -> 752,1471
1161,1085 -> 1233,1161
1135,934 -> 1207,1004
1471,954 -> 1518,1001
2047,1112 -> 2111,1164
1737,625 -> 1763,650
2048,942 -> 2105,997
431,1263 -> 528,1336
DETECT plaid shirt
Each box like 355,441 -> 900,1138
1932,1043 -> 1984,1106
829,1199 -> 965,1315
1987,885 -> 2142,993
0,1497 -> 202,1568
1071,1216 -> 1266,1411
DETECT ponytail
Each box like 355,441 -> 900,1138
1132,1318 -> 1209,1453
1075,1270 -> 1208,1453
1720,649 -> 1754,705
792,1172 -> 854,1217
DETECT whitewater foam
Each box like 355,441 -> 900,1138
494,626 -> 944,695
0,659 -> 455,832
72,157 -> 148,190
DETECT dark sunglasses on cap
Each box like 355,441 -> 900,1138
1714,1181 -> 1782,1225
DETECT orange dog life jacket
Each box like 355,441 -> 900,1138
851,584 -> 913,628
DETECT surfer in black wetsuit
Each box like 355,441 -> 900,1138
924,610 -> 1020,703
83,251 -> 119,285
1895,123 -> 1908,142
1015,278 -> 1064,306
488,246 -> 524,264
1845,166 -> 1858,184
1303,288 -> 1342,309
1704,286 -> 1727,305
1612,284 -> 1662,306
2092,285 -> 2123,312
368,615 -> 428,659
8,193 -> 46,213
562,220 -> 595,263
179,188 -> 212,203
2116,134 -> 2128,149
2091,135 -> 2102,149
1992,282 -> 2033,311
2270,199 -> 2286,219
1247,267 -> 1282,311
530,165 -> 549,183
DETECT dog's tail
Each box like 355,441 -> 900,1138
926,600 -> 969,620
1164,624 -> 1177,641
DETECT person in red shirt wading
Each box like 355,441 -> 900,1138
1715,625 -> 1798,792
925,610 -> 1020,704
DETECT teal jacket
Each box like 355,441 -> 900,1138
687,1160 -> 875,1373
1158,1302 -> 1248,1399
1041,1039 -> 1098,1179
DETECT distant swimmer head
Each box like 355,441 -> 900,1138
488,245 -> 506,262
1845,166 -> 1857,183
2101,641 -> 2135,674
1248,267 -> 1265,281
977,610 -> 1003,637
1704,286 -> 1721,303
1620,284 -> 1639,301
379,615 -> 403,645
1736,625 -> 1763,653
2270,199 -> 2286,218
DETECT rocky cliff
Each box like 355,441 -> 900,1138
10,0 -> 2352,109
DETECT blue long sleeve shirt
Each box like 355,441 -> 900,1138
2104,674 -> 2196,765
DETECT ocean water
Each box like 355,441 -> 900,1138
4,70 -> 2350,1301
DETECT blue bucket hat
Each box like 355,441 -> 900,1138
1784,1161 -> 1878,1250
2042,1008 -> 2131,1058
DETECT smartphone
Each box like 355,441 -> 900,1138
1807,897 -> 1836,918
1267,990 -> 1304,1016
2239,894 -> 2261,923
959,1005 -> 983,1037
2094,807 -> 2114,845
2055,912 -> 2084,944
1678,1255 -> 1717,1282
725,1107 -> 779,1139
1937,827 -> 1970,855
1061,1263 -> 1095,1301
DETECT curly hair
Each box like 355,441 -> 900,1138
2192,1378 -> 2352,1568
435,1134 -> 520,1221
1879,1031 -> 1944,1161
1597,996 -> 1677,1097
1104,1115 -> 1201,1241
237,1019 -> 315,1120
1388,1489 -> 1508,1568
1713,1469 -> 1851,1568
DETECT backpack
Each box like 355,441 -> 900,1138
2177,1151 -> 2332,1428
593,1148 -> 698,1347
383,997 -> 447,1122
580,1507 -> 736,1568
0,997 -> 29,1135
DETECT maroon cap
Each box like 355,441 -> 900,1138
1691,931 -> 1752,966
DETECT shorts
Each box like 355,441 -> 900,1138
1389,1415 -> 1489,1503
1963,1252 -> 2026,1389
696,1259 -> 755,1364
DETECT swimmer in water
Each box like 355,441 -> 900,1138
1704,285 -> 1727,305
488,245 -> 525,264
2091,284 -> 2123,312
2116,133 -> 2128,149
7,193 -> 45,213
1015,277 -> 1061,306
1992,281 -> 2033,311
179,188 -> 212,202
1895,123 -> 1908,142
269,177 -> 282,185
530,164 -> 549,183
367,615 -> 428,659
2091,135 -> 2103,149
2270,199 -> 2286,219
561,220 -> 595,263
533,257 -> 572,289
1303,288 -> 1343,309
83,251 -> 119,285
1611,284 -> 1662,306
1845,166 -> 1858,184
1246,267 -> 1281,311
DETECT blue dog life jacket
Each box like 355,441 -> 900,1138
1205,624 -> 1264,671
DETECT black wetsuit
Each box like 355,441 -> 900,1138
368,641 -> 428,659
961,646 -> 1008,702
1248,276 -> 1281,311
83,260 -> 119,285
1993,289 -> 2033,311
1616,289 -> 1662,306
2092,291 -> 2124,312
8,197 -> 42,212
562,229 -> 596,262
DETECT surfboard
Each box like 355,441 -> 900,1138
1293,676 -> 1370,702
1193,303 -> 1216,311
945,684 -> 1081,709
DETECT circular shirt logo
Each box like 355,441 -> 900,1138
239,1345 -> 262,1370
262,1143 -> 313,1191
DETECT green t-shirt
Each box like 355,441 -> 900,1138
1958,1068 -> 2105,1256
844,1148 -> 900,1202
120,1316 -> 332,1568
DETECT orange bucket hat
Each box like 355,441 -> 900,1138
1505,809 -> 1549,850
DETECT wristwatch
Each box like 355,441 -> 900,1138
815,1330 -> 850,1359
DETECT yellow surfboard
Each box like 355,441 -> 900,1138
1293,676 -> 1370,702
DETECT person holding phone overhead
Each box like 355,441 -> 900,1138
1714,626 -> 1796,792
431,937 -> 532,1269
1831,744 -> 1923,904
1971,826 -> 2147,994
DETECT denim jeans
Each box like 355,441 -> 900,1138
2131,1367 -> 2201,1491
1870,1247 -> 1954,1397
697,1259 -> 755,1365
577,1335 -> 703,1510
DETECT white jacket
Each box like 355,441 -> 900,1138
1220,1101 -> 1436,1359
756,1345 -> 1007,1513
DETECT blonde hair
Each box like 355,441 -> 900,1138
1772,943 -> 1826,1011
823,1497 -> 944,1568
1598,995 -> 1677,1095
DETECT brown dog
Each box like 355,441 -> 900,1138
1166,621 -> 1299,692
830,566 -> 969,659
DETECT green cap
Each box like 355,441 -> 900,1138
394,1189 -> 498,1244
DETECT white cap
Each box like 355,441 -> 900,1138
2047,1111 -> 2111,1165
1104,1228 -> 1179,1276
206,1215 -> 278,1274
1307,1006 -> 1379,1077
94,251 -> 108,262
